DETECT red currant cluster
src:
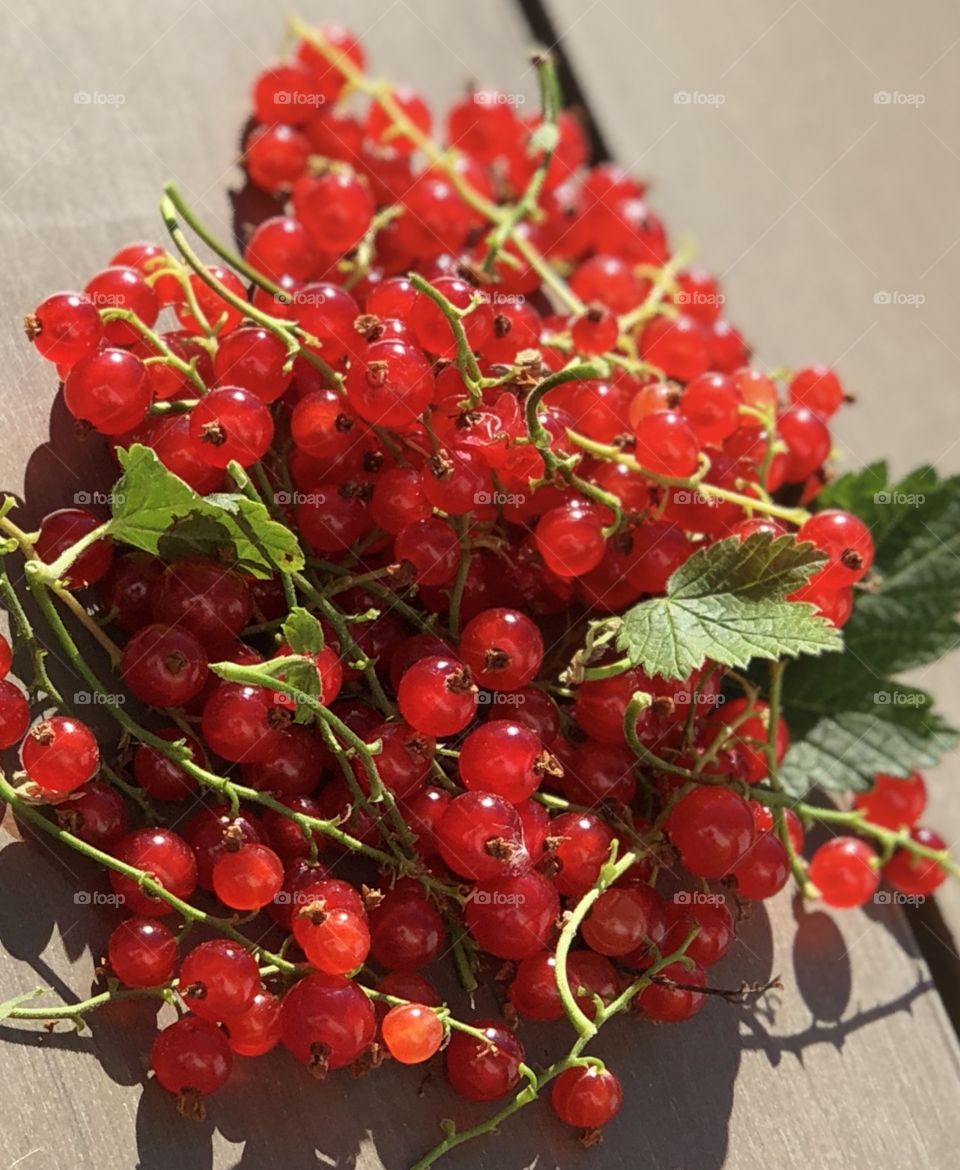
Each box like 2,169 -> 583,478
2,19 -> 955,1168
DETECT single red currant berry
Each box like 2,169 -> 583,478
110,828 -> 198,916
212,843 -> 284,910
459,721 -> 550,804
251,61 -> 323,126
133,729 -> 203,801
54,781 -> 128,848
458,608 -> 544,691
151,1016 -> 232,1106
26,291 -> 102,366
298,483 -> 373,553
853,771 -> 927,830
465,871 -> 559,960
213,325 -> 292,403
108,918 -> 178,988
178,939 -> 260,1021
224,989 -> 282,1057
445,1019 -> 524,1102
121,624 -> 208,708
397,656 -> 478,736
666,787 -> 755,878
535,501 -> 607,579
394,518 -> 460,586
35,508 -> 113,588
189,386 -> 275,469
639,315 -> 711,382
808,837 -> 878,908
882,827 -> 948,896
636,961 -> 706,1022
279,972 -> 376,1071
0,680 -> 30,749
550,812 -> 615,897
293,167 -> 375,253
382,1003 -> 444,1064
789,364 -> 845,418
368,888 -> 445,971
294,903 -> 371,975
201,682 -> 290,764
581,887 -> 653,956
437,791 -> 530,881
798,510 -> 874,586
777,405 -> 831,482
551,1065 -> 623,1130
732,832 -> 790,900
571,304 -> 618,355
634,410 -> 701,478
244,123 -> 310,193
151,558 -> 252,656
21,716 -> 99,794
0,631 -> 10,679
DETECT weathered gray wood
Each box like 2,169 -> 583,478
1,2 -> 959,1169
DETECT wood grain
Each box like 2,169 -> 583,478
0,2 -> 958,1168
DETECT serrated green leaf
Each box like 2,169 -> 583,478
109,445 -> 303,579
819,464 -> 960,674
281,607 -> 325,655
616,532 -> 840,681
778,655 -> 957,796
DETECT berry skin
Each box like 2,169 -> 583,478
99,552 -> 163,633
853,771 -> 927,830
777,405 -> 831,482
0,631 -> 10,678
26,291 -> 102,366
666,787 -> 755,878
732,833 -> 790,900
244,124 -> 310,194
551,1065 -> 623,1130
35,508 -> 113,589
410,277 -> 493,357
189,386 -> 275,469
109,829 -> 198,916
634,410 -> 701,478
201,682 -> 290,764
213,326 -> 292,404
789,364 -> 845,418
798,510 -> 874,586
445,1019 -> 524,1102
212,843 -> 285,910
808,837 -> 878,908
437,791 -> 530,881
680,372 -> 742,445
369,888 -> 445,971
224,989 -> 282,1057
293,168 -> 375,253
465,871 -> 559,960
508,950 -> 618,1022
251,61 -> 322,126
636,961 -> 706,1022
550,812 -> 615,898
571,304 -> 618,355
151,558 -> 252,655
21,716 -> 99,794
279,972 -> 376,1070
54,781 -> 128,848
535,501 -> 607,579
121,624 -> 208,708
133,729 -> 203,801
365,86 -> 431,154
0,680 -> 30,749
397,656 -> 478,736
581,887 -> 652,956
458,721 -> 547,804
151,1017 -> 232,1102
395,518 -> 460,586
297,483 -> 373,553
458,608 -> 544,691
294,905 -> 371,974
178,939 -> 260,1021
295,25 -> 365,101
108,918 -> 178,988
882,827 -> 948,896
64,348 -> 151,435
639,315 -> 711,382
381,1003 -> 444,1064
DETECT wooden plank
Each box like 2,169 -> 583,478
0,3 -> 958,1170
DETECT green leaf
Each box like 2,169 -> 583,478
281,607 -> 325,655
778,656 -> 957,796
616,532 -> 840,681
819,463 -> 960,673
109,445 -> 303,578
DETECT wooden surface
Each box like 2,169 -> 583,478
0,2 -> 959,1168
